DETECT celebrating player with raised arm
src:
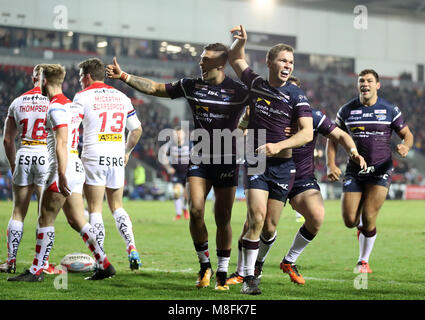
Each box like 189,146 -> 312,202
228,25 -> 313,295
8,64 -> 115,282
73,58 -> 143,271
326,69 -> 413,273
107,43 -> 249,290
0,65 -> 49,274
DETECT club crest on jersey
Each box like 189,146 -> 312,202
98,133 -> 122,142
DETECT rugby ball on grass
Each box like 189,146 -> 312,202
60,253 -> 96,273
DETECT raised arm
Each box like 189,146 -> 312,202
106,57 -> 169,98
229,25 -> 250,79
395,126 -> 414,158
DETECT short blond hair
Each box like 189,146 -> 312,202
39,64 -> 66,86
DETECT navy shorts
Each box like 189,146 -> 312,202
343,159 -> 393,192
288,176 -> 320,200
244,157 -> 296,203
187,162 -> 239,188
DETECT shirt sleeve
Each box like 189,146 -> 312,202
390,105 -> 407,132
316,113 -> 337,136
293,87 -> 312,119
240,67 -> 263,89
48,105 -> 68,130
125,98 -> 141,131
165,79 -> 186,99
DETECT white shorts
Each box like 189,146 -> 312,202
82,154 -> 125,189
45,154 -> 85,195
13,149 -> 49,187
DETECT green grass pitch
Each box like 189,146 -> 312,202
0,199 -> 424,301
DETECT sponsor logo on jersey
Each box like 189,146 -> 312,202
374,109 -> 387,114
376,114 -> 387,121
350,126 -> 365,132
98,133 -> 123,142
21,140 -> 47,146
257,97 -> 271,105
350,110 -> 362,115
195,105 -> 209,112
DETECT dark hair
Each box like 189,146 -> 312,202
288,75 -> 301,87
203,43 -> 229,61
266,43 -> 294,63
78,58 -> 105,81
359,69 -> 380,82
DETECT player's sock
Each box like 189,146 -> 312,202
30,226 -> 55,275
241,237 -> 260,277
89,212 -> 105,249
284,225 -> 316,263
112,208 -> 137,254
236,239 -> 245,276
257,231 -> 277,264
80,223 -> 111,270
216,249 -> 231,273
358,227 -> 377,263
6,219 -> 24,264
174,198 -> 183,216
194,241 -> 210,264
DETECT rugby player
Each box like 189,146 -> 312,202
106,43 -> 249,290
0,65 -> 49,274
73,58 -> 143,271
326,69 -> 413,273
228,25 -> 313,295
8,64 -> 115,282
158,126 -> 190,221
227,77 -> 367,286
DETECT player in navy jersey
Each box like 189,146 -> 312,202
158,126 -> 191,220
326,69 -> 413,273
227,76 -> 366,287
228,25 -> 313,295
106,43 -> 249,290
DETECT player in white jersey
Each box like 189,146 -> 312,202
8,64 -> 116,282
73,58 -> 143,270
0,65 -> 49,274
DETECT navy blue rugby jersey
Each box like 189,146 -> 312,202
293,109 -> 336,180
240,68 -> 312,152
335,96 -> 407,166
165,76 -> 248,160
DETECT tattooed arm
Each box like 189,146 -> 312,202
106,57 -> 169,98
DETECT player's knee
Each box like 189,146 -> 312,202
189,204 -> 204,220
343,216 -> 358,228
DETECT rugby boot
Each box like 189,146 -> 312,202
240,275 -> 261,295
356,260 -> 373,273
214,271 -> 229,291
196,266 -> 213,288
7,269 -> 44,282
0,261 -> 16,274
226,272 -> 244,285
280,259 -> 305,285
